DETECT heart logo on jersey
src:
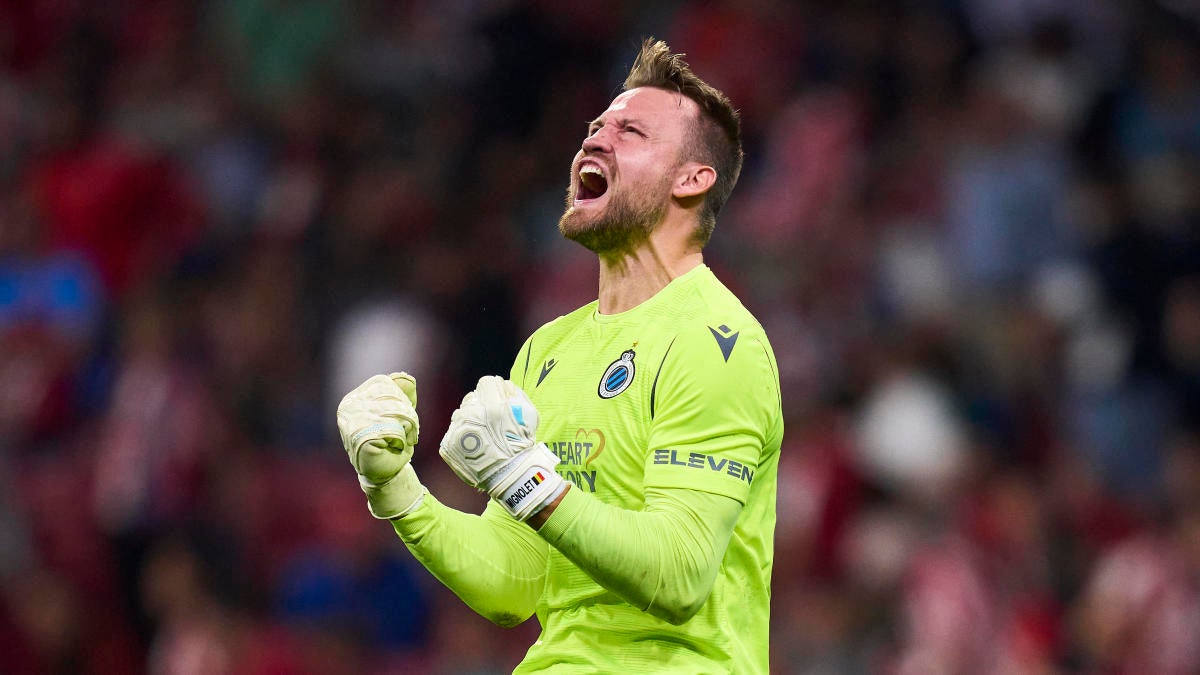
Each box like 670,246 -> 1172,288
575,428 -> 606,465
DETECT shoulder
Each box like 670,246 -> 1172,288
652,277 -> 780,417
527,301 -> 597,344
663,317 -> 776,390
667,269 -> 775,371
511,301 -> 598,385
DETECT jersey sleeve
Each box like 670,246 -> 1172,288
391,494 -> 549,627
537,484 -> 741,626
643,324 -> 780,505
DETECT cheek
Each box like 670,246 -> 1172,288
617,150 -> 666,185
630,155 -> 677,193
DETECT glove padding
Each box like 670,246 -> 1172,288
337,372 -> 425,519
440,376 -> 567,521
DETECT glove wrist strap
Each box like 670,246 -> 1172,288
360,464 -> 426,520
489,443 -> 567,521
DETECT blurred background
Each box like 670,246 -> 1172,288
1,0 -> 1198,672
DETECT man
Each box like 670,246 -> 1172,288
337,39 -> 783,673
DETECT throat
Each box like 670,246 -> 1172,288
596,249 -> 703,315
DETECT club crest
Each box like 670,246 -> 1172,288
598,349 -> 636,399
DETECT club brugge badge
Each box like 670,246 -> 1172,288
598,349 -> 636,399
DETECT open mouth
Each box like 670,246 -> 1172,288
576,164 -> 608,201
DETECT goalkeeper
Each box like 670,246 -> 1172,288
337,39 -> 782,674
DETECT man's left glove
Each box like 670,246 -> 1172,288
440,376 -> 568,521
336,372 -> 426,519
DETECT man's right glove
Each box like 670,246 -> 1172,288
336,372 -> 426,519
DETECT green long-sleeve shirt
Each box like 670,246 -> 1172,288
395,264 -> 783,673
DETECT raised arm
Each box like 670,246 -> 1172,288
391,497 -> 548,626
535,485 -> 740,625
335,372 -> 547,626
530,328 -> 779,624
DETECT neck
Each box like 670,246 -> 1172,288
596,217 -> 703,315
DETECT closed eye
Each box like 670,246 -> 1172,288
584,120 -> 645,139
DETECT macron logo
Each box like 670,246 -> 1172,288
708,325 -> 739,362
537,359 -> 558,387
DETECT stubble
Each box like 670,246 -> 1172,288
558,173 -> 672,256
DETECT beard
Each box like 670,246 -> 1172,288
558,174 -> 671,255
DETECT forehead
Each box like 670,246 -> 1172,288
602,87 -> 700,127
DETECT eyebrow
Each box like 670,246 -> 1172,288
588,117 -> 646,131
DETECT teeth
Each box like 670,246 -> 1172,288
577,163 -> 607,198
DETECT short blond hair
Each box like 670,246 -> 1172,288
623,38 -> 743,245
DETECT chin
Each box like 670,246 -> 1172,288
558,194 -> 607,238
558,207 -> 597,236
557,216 -> 603,252
560,208 -> 662,257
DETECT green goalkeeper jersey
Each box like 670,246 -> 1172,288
394,264 -> 782,673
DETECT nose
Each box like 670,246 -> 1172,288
582,128 -> 613,154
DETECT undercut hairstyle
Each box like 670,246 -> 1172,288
623,38 -> 743,245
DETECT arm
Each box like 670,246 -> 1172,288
534,485 -> 740,626
335,372 -> 547,626
528,328 -> 776,624
391,495 -> 548,627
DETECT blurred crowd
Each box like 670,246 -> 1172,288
1,0 -> 1198,673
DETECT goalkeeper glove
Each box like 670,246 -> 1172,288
439,376 -> 567,521
336,372 -> 426,519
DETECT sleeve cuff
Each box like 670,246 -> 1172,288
535,485 -> 589,545
389,489 -> 439,542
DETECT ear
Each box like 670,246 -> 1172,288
672,163 -> 717,200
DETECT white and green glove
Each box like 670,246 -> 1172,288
336,372 -> 426,519
440,376 -> 568,521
